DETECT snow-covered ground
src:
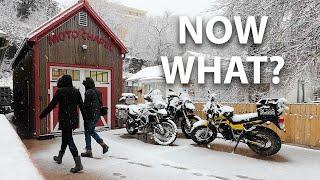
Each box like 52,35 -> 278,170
0,115 -> 43,180
23,128 -> 320,180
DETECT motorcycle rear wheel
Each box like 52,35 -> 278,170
191,125 -> 217,145
247,127 -> 281,156
154,120 -> 177,146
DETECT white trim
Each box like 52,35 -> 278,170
49,66 -> 112,133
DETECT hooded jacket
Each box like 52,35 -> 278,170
39,75 -> 86,131
83,77 -> 102,121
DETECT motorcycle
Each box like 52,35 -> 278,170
167,89 -> 201,138
190,92 -> 288,156
121,89 -> 178,146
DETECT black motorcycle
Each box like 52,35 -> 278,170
166,89 -> 201,138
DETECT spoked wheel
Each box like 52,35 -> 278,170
246,127 -> 281,156
125,119 -> 138,135
181,115 -> 200,139
191,125 -> 217,145
154,120 -> 177,146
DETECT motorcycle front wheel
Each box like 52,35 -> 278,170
154,120 -> 177,146
191,125 -> 217,145
181,115 -> 200,139
125,118 -> 138,135
246,127 -> 281,156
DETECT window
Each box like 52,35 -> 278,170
52,68 -> 80,81
84,70 -> 109,83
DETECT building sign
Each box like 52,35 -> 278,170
48,29 -> 113,52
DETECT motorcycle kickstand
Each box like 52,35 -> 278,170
145,133 -> 148,142
232,132 -> 244,153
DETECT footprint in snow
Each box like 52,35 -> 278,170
128,161 -> 152,168
207,174 -> 230,180
192,172 -> 204,176
113,173 -> 122,176
171,166 -> 188,170
109,155 -> 129,160
236,175 -> 264,180
113,173 -> 126,179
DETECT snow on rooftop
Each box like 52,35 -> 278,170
126,65 -> 164,82
0,115 -> 43,179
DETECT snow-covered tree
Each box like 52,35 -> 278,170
0,0 -> 60,59
210,0 -> 320,101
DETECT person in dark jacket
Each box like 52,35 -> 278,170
39,75 -> 85,173
81,77 -> 109,158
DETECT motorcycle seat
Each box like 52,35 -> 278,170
230,113 -> 259,123
115,104 -> 128,110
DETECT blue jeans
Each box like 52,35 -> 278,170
61,130 -> 78,157
84,114 -> 103,150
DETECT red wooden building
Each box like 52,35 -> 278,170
12,0 -> 127,138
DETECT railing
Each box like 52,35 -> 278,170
194,103 -> 320,148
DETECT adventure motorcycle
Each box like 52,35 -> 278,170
191,92 -> 288,156
119,90 -> 177,146
167,89 -> 201,138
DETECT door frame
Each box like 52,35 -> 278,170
46,63 -> 114,133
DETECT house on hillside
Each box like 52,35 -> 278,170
11,0 -> 128,138
126,65 -> 166,93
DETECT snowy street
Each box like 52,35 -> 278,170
24,128 -> 320,180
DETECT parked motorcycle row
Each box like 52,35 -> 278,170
116,89 -> 289,156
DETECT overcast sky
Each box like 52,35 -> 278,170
55,0 -> 213,15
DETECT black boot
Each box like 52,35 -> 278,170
70,156 -> 83,173
81,149 -> 93,158
53,150 -> 65,164
99,141 -> 109,154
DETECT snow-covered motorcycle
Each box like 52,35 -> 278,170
121,90 -> 177,146
191,92 -> 288,156
167,89 -> 201,138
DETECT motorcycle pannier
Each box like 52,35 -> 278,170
256,98 -> 279,121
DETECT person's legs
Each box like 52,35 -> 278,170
64,130 -> 83,173
90,115 -> 109,154
61,130 -> 69,151
66,130 -> 79,158
90,115 -> 103,144
84,121 -> 92,150
53,130 -> 68,164
81,120 -> 93,157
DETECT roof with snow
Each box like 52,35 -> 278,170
126,65 -> 165,82
12,0 -> 127,68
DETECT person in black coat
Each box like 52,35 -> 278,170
81,77 -> 109,158
39,75 -> 85,173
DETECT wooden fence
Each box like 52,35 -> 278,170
194,103 -> 320,148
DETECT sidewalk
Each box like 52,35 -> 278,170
24,128 -> 320,180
